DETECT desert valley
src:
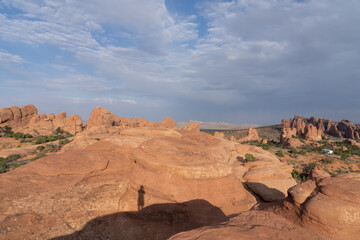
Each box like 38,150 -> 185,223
0,104 -> 359,240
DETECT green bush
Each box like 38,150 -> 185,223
45,144 -> 60,152
55,127 -> 64,135
6,154 -> 21,162
24,133 -> 33,138
261,144 -> 270,150
323,157 -> 335,164
95,138 -> 100,141
0,158 -> 8,172
245,153 -> 256,162
298,150 -> 307,155
59,138 -> 70,145
35,136 -> 49,144
13,132 -> 25,140
3,125 -> 12,132
291,169 -> 305,182
276,150 -> 284,157
303,162 -> 319,175
37,145 -> 45,151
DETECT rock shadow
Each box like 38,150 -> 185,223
245,182 -> 286,202
51,199 -> 227,240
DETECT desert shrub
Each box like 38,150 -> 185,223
95,138 -> 100,141
3,126 -> 12,132
13,132 -> 25,140
37,145 -> 45,151
303,162 -> 319,175
291,135 -> 298,139
46,144 -> 61,152
54,127 -> 64,135
24,133 -> 33,138
245,153 -> 256,162
291,169 -> 305,182
35,136 -> 49,144
288,148 -> 297,154
276,150 -> 284,157
335,169 -> 349,174
59,138 -> 70,145
261,144 -> 270,150
298,150 -> 307,155
20,138 -> 32,143
6,154 -> 21,162
31,153 -> 46,161
0,158 -> 8,172
323,157 -> 335,164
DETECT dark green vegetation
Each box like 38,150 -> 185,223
245,153 -> 256,162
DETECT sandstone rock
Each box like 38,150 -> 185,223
262,139 -> 268,144
304,124 -> 323,141
87,107 -> 121,127
260,173 -> 360,240
282,118 -> 292,128
159,116 -> 178,129
280,128 -> 303,147
48,113 -> 55,120
0,107 -> 14,123
288,180 -> 316,204
20,104 -> 37,119
237,126 -> 261,143
238,144 -> 296,202
292,116 -> 306,137
169,211 -> 326,240
9,106 -> 22,121
229,136 -> 236,141
341,146 -> 348,151
183,123 -> 200,132
310,166 -> 331,179
213,131 -> 224,138
328,122 -> 343,138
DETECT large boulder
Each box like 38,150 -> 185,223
259,172 -> 360,240
159,116 -> 178,129
87,107 -> 121,127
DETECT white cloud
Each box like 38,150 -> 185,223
0,49 -> 24,63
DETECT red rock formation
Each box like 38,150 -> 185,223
291,116 -> 306,137
280,128 -> 303,147
304,124 -> 323,141
282,118 -> 292,128
213,131 -> 225,138
184,123 -> 200,132
237,126 -> 261,143
87,106 -> 121,127
159,116 -> 178,129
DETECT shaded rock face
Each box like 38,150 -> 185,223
304,124 -> 323,141
52,200 -> 227,240
0,108 -> 297,239
237,126 -> 261,143
280,128 -> 303,147
282,115 -> 360,140
259,172 -> 360,240
169,211 -> 326,240
0,105 -> 83,135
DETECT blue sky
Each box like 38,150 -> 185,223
0,0 -> 359,124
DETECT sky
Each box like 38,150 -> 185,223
0,0 -> 359,124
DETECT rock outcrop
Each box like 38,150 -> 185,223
183,123 -> 200,132
281,115 -> 360,141
169,211 -> 326,240
0,105 -> 83,135
0,107 -> 298,239
259,171 -> 360,240
280,128 -> 303,147
237,126 -> 261,143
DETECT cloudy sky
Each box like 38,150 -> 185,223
0,0 -> 359,124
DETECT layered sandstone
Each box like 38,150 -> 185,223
237,126 -> 261,143
0,107 -> 298,239
0,105 -> 83,135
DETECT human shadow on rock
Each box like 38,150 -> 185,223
51,199 -> 227,240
